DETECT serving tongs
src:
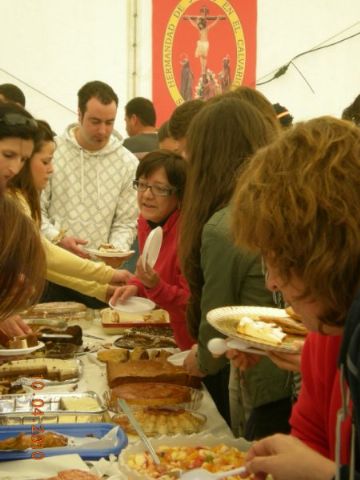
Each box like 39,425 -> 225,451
118,398 -> 160,465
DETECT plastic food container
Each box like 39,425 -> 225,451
119,433 -> 251,479
0,422 -> 127,461
0,391 -> 108,425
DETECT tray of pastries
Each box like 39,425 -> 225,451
97,347 -> 174,363
0,357 -> 81,385
113,331 -> 177,350
108,382 -> 203,410
112,406 -> 206,436
0,391 -> 108,425
101,307 -> 170,331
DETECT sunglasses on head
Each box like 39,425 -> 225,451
0,113 -> 38,129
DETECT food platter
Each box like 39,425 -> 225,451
207,306 -> 303,353
0,391 -> 107,425
0,423 -> 127,461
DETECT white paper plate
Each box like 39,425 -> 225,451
84,248 -> 135,258
167,350 -> 190,366
142,227 -> 163,269
0,341 -> 45,356
207,306 -> 301,353
109,296 -> 156,314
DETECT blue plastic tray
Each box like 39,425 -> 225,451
0,422 -> 127,461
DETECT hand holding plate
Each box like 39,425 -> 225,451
135,257 -> 160,289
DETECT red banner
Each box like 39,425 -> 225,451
152,0 -> 257,125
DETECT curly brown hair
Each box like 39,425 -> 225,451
231,116 -> 360,326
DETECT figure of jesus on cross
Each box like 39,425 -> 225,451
183,6 -> 226,78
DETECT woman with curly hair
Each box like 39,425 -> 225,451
231,116 -> 360,479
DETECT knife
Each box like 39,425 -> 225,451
39,333 -> 74,339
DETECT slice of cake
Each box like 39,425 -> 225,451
237,316 -> 287,345
60,397 -> 101,412
98,243 -> 123,253
7,334 -> 38,349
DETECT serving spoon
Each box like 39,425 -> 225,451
180,465 -> 248,479
118,398 -> 160,465
207,337 -> 265,356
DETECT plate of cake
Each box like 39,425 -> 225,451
85,244 -> 135,258
0,332 -> 44,356
207,306 -> 307,353
0,342 -> 45,356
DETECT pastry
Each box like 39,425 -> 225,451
7,334 -> 39,349
258,313 -> 307,336
98,243 -> 123,253
285,306 -> 302,322
101,307 -> 169,324
0,331 -> 39,349
113,407 -> 206,436
237,316 -> 287,345
0,431 -> 67,450
110,382 -> 193,407
97,348 -> 130,363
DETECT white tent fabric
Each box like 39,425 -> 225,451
0,0 -> 358,133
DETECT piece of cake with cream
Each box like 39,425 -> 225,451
236,316 -> 287,345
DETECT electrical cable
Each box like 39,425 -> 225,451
0,67 -> 76,114
256,26 -> 360,86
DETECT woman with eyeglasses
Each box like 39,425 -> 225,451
6,119 -> 132,325
180,96 -> 293,437
0,102 -> 46,337
110,150 -> 194,350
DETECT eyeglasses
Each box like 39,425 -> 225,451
0,113 -> 38,129
132,180 -> 177,197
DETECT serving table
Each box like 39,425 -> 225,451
0,310 -> 234,479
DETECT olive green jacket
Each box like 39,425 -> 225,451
197,206 -> 292,407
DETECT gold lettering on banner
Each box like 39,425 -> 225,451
162,0 -> 246,104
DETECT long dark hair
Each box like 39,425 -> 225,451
0,195 -> 46,319
8,120 -> 54,223
180,97 -> 278,338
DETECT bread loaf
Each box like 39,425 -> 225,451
106,359 -> 199,388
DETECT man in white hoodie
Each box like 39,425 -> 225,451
41,81 -> 138,259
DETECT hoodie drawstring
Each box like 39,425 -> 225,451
96,161 -> 100,209
80,149 -> 85,203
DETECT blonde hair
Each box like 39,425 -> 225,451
0,196 -> 46,319
231,116 -> 360,326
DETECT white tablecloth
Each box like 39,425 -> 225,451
0,314 -> 233,479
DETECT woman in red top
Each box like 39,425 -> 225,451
110,150 -> 194,350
